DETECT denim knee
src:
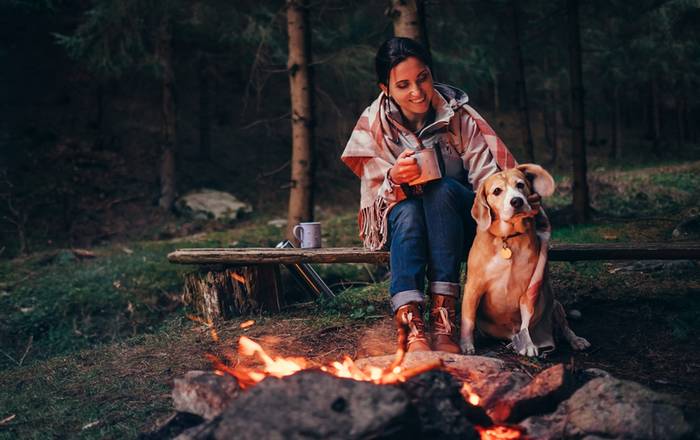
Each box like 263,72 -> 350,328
424,177 -> 471,204
388,199 -> 426,242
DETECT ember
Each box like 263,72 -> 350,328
477,425 -> 528,440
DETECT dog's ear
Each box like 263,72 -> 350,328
517,163 -> 555,197
471,180 -> 492,230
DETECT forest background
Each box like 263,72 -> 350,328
1,0 -> 699,256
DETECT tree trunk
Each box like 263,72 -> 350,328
491,69 -> 500,113
285,0 -> 315,242
566,0 -> 590,223
509,0 -> 535,162
183,265 -> 283,321
198,53 -> 211,161
650,77 -> 661,156
157,17 -> 177,211
609,84 -> 621,159
543,57 -> 558,165
676,96 -> 685,149
387,0 -> 430,51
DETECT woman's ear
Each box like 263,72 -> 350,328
516,163 -> 555,197
379,83 -> 388,96
471,181 -> 492,230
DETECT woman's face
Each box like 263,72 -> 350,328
380,56 -> 434,122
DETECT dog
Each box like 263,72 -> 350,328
459,164 -> 590,357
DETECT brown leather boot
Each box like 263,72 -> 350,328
395,302 -> 431,352
430,294 -> 461,353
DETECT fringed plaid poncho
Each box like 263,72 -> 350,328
341,84 -> 518,251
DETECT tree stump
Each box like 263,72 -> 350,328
183,265 -> 283,321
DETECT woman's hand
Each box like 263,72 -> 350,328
389,149 -> 421,184
527,193 -> 542,216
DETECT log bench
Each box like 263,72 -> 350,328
168,242 -> 700,321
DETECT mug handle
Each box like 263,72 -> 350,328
293,225 -> 304,243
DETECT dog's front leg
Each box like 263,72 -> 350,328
459,279 -> 483,355
512,299 -> 539,357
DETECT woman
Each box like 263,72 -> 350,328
341,37 -> 532,353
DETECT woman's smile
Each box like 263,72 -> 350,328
380,56 -> 434,131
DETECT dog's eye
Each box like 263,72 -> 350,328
493,187 -> 502,196
516,182 -> 525,189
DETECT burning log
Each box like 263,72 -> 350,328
400,370 -> 489,439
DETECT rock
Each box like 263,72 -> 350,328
355,351 -> 506,379
521,377 -> 692,440
198,371 -> 418,439
400,370 -> 483,439
467,371 -> 531,412
672,214 -> 700,238
567,309 -> 582,320
267,218 -> 287,228
583,368 -> 612,379
489,364 -> 573,423
174,189 -> 252,221
172,371 -> 241,420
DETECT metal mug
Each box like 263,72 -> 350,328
293,222 -> 322,248
409,147 -> 442,186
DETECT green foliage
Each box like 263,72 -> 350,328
0,241 -> 203,369
316,282 -> 388,321
53,0 -> 175,77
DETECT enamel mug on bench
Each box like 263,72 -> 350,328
293,222 -> 322,248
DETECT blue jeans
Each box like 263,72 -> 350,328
387,177 -> 476,312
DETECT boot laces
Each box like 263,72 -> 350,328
403,311 -> 426,343
435,307 -> 454,335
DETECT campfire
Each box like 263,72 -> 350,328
186,313 -> 526,440
149,317 -> 691,440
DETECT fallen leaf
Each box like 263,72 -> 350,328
72,248 -> 96,259
82,420 -> 100,430
0,414 -> 16,425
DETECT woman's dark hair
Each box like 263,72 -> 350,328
375,37 -> 433,86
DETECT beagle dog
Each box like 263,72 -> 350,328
459,164 -> 590,357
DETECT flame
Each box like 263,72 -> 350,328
461,382 -> 481,406
239,320 -> 255,329
231,272 -> 246,284
476,425 -> 527,440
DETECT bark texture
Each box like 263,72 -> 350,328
510,0 -> 535,162
157,17 -> 177,211
387,0 -> 430,51
285,0 -> 316,242
566,0 -> 590,223
183,265 -> 283,321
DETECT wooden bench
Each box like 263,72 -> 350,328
168,242 -> 700,321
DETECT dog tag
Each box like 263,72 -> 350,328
500,246 -> 512,259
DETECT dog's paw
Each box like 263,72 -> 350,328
518,344 -> 539,357
460,340 -> 475,355
570,335 -> 591,351
512,328 -> 539,357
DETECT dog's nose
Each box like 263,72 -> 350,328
510,197 -> 524,208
